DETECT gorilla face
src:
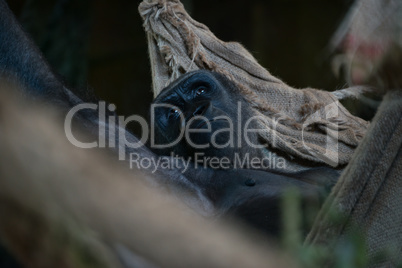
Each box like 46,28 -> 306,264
151,70 -> 261,161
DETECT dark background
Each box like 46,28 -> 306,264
8,0 -> 356,135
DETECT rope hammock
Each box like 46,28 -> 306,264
138,0 -> 369,171
139,0 -> 402,264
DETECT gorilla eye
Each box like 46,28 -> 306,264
195,87 -> 207,96
168,108 -> 181,119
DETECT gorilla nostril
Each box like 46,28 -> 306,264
193,102 -> 210,116
245,179 -> 256,187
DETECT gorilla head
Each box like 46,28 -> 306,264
150,70 -> 264,164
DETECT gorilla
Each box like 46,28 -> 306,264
149,69 -> 339,233
0,0 -> 337,240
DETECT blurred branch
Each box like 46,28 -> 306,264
0,86 -> 294,268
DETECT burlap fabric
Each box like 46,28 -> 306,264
306,1 -> 402,265
306,90 -> 402,266
138,0 -> 368,168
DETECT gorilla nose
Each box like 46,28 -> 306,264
192,101 -> 210,117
